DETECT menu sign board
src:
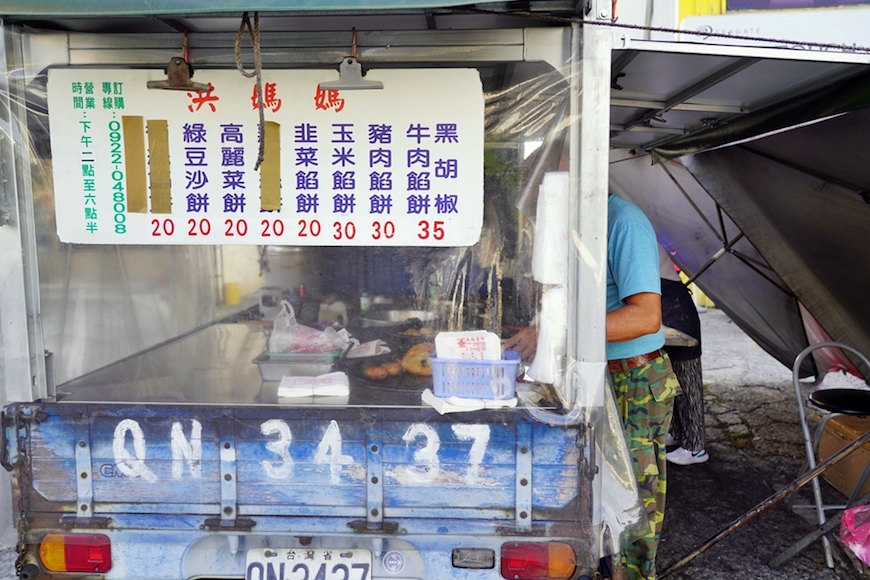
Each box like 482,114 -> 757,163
47,68 -> 483,246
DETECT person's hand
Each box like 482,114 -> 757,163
502,325 -> 538,362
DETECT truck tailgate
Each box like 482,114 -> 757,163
12,403 -> 584,533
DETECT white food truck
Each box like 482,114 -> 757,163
3,2 -> 869,580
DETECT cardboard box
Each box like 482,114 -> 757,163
817,415 -> 870,499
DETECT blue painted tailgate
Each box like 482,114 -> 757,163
5,402 -> 592,579
24,404 -> 580,520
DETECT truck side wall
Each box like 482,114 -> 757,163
0,444 -> 12,546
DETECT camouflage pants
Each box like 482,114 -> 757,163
610,351 -> 678,580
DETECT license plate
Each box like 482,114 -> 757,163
245,548 -> 371,580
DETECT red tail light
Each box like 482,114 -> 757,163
500,542 -> 576,580
40,534 -> 112,573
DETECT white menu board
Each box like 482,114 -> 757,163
47,68 -> 484,246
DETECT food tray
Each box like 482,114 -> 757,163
337,354 -> 433,391
430,350 -> 521,400
359,309 -> 439,327
253,349 -> 343,381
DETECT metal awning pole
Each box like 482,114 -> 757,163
573,0 -> 614,396
571,8 -> 615,563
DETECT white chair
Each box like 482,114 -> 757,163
792,341 -> 870,568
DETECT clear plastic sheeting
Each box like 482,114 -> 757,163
522,361 -> 649,558
598,374 -> 651,555
0,19 -> 641,573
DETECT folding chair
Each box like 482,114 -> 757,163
792,341 -> 870,568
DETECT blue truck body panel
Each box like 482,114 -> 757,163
4,402 -> 593,579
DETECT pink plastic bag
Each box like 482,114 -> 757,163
269,301 -> 337,354
841,504 -> 870,565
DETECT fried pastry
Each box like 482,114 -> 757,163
383,361 -> 403,376
401,342 -> 436,376
363,365 -> 389,380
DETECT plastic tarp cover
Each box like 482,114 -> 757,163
609,151 -> 812,375
680,146 -> 870,378
615,81 -> 870,379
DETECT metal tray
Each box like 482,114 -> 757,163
359,309 -> 439,327
253,349 -> 342,381
336,353 -> 433,391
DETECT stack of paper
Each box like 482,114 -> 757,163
346,339 -> 391,358
277,372 -> 350,398
422,388 -> 517,414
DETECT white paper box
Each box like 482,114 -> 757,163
435,331 -> 501,360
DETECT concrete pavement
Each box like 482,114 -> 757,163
659,308 -> 869,579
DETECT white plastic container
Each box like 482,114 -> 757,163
434,331 -> 501,360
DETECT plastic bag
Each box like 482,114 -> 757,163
269,301 -> 342,354
841,503 -> 870,565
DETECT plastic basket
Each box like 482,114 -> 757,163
430,350 -> 521,400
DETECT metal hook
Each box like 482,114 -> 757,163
147,30 -> 209,92
319,27 -> 383,91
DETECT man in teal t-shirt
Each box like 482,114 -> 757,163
505,193 -> 678,580
606,193 -> 678,580
606,194 -> 665,360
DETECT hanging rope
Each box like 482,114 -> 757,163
235,11 -> 266,170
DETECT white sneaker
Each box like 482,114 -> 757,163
666,447 -> 709,465
665,433 -> 678,446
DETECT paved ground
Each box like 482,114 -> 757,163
659,308 -> 870,579
0,549 -> 12,580
1,308 -> 868,579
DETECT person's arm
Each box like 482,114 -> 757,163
606,291 -> 661,343
502,325 -> 538,362
504,292 -> 661,361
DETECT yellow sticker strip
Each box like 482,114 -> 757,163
122,116 -> 147,213
147,119 -> 171,214
260,121 -> 281,211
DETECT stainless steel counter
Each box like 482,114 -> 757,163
57,322 -> 270,404
55,320 -> 692,407
56,322 -> 427,407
